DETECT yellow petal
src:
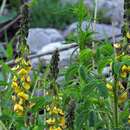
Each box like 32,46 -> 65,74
12,65 -> 20,71
12,76 -> 17,82
106,83 -> 113,91
55,127 -> 62,130
128,115 -> 130,124
120,71 -> 127,78
18,68 -> 28,75
127,32 -> 130,39
46,118 -> 56,125
19,99 -> 24,105
121,65 -> 128,72
127,66 -> 130,72
59,117 -> 66,128
18,92 -> 29,100
12,95 -> 16,102
113,43 -> 121,49
12,81 -> 18,88
26,76 -> 31,82
24,82 -> 30,90
14,104 -> 24,112
118,91 -> 128,104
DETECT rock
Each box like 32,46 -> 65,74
87,0 -> 124,26
102,66 -> 112,77
57,76 -> 65,86
63,21 -> 121,41
31,42 -> 78,68
34,89 -> 44,97
62,0 -> 124,27
27,28 -> 64,53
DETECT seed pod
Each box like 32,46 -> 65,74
66,99 -> 76,129
50,49 -> 60,80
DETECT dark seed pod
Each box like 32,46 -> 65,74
66,99 -> 76,130
50,49 -> 60,80
18,4 -> 30,56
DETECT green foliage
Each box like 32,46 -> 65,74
1,0 -> 130,129
9,0 -> 21,11
0,10 -> 17,24
29,0 -> 76,29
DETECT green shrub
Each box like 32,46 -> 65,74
30,0 -> 76,29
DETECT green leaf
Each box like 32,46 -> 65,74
88,111 -> 96,127
79,48 -> 93,65
30,96 -> 52,112
65,64 -> 78,82
79,65 -> 87,83
112,61 -> 123,77
95,79 -> 108,98
99,43 -> 113,57
0,11 -> 17,24
98,58 -> 112,73
6,43 -> 13,60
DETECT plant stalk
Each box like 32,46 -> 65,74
92,0 -> 98,70
113,76 -> 118,128
0,0 -> 7,15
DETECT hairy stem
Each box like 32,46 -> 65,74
113,76 -> 118,128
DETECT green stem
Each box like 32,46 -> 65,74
0,0 -> 7,15
113,76 -> 118,128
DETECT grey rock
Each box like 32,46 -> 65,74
102,66 -> 111,77
57,76 -> 65,86
62,0 -> 124,27
34,89 -> 44,97
27,28 -> 64,53
63,21 -> 121,41
86,0 -> 124,26
32,42 -> 78,68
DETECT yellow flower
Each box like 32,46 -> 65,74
50,107 -> 59,114
19,99 -> 24,105
26,76 -> 31,82
11,65 -> 20,71
127,66 -> 130,72
46,118 -> 56,125
12,95 -> 16,102
120,71 -> 127,78
49,127 -> 53,130
118,81 -> 125,92
15,57 -> 22,63
113,43 -> 121,49
59,117 -> 66,129
46,105 -> 51,111
128,115 -> 130,124
21,76 -> 25,81
18,92 -> 29,100
120,65 -> 128,78
12,81 -> 18,88
12,82 -> 21,93
18,68 -> 28,75
12,76 -> 17,82
14,104 -> 24,112
121,65 -> 128,72
58,109 -> 64,116
55,127 -> 62,130
26,66 -> 32,72
24,82 -> 30,90
106,83 -> 113,91
127,32 -> 130,39
118,91 -> 128,104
